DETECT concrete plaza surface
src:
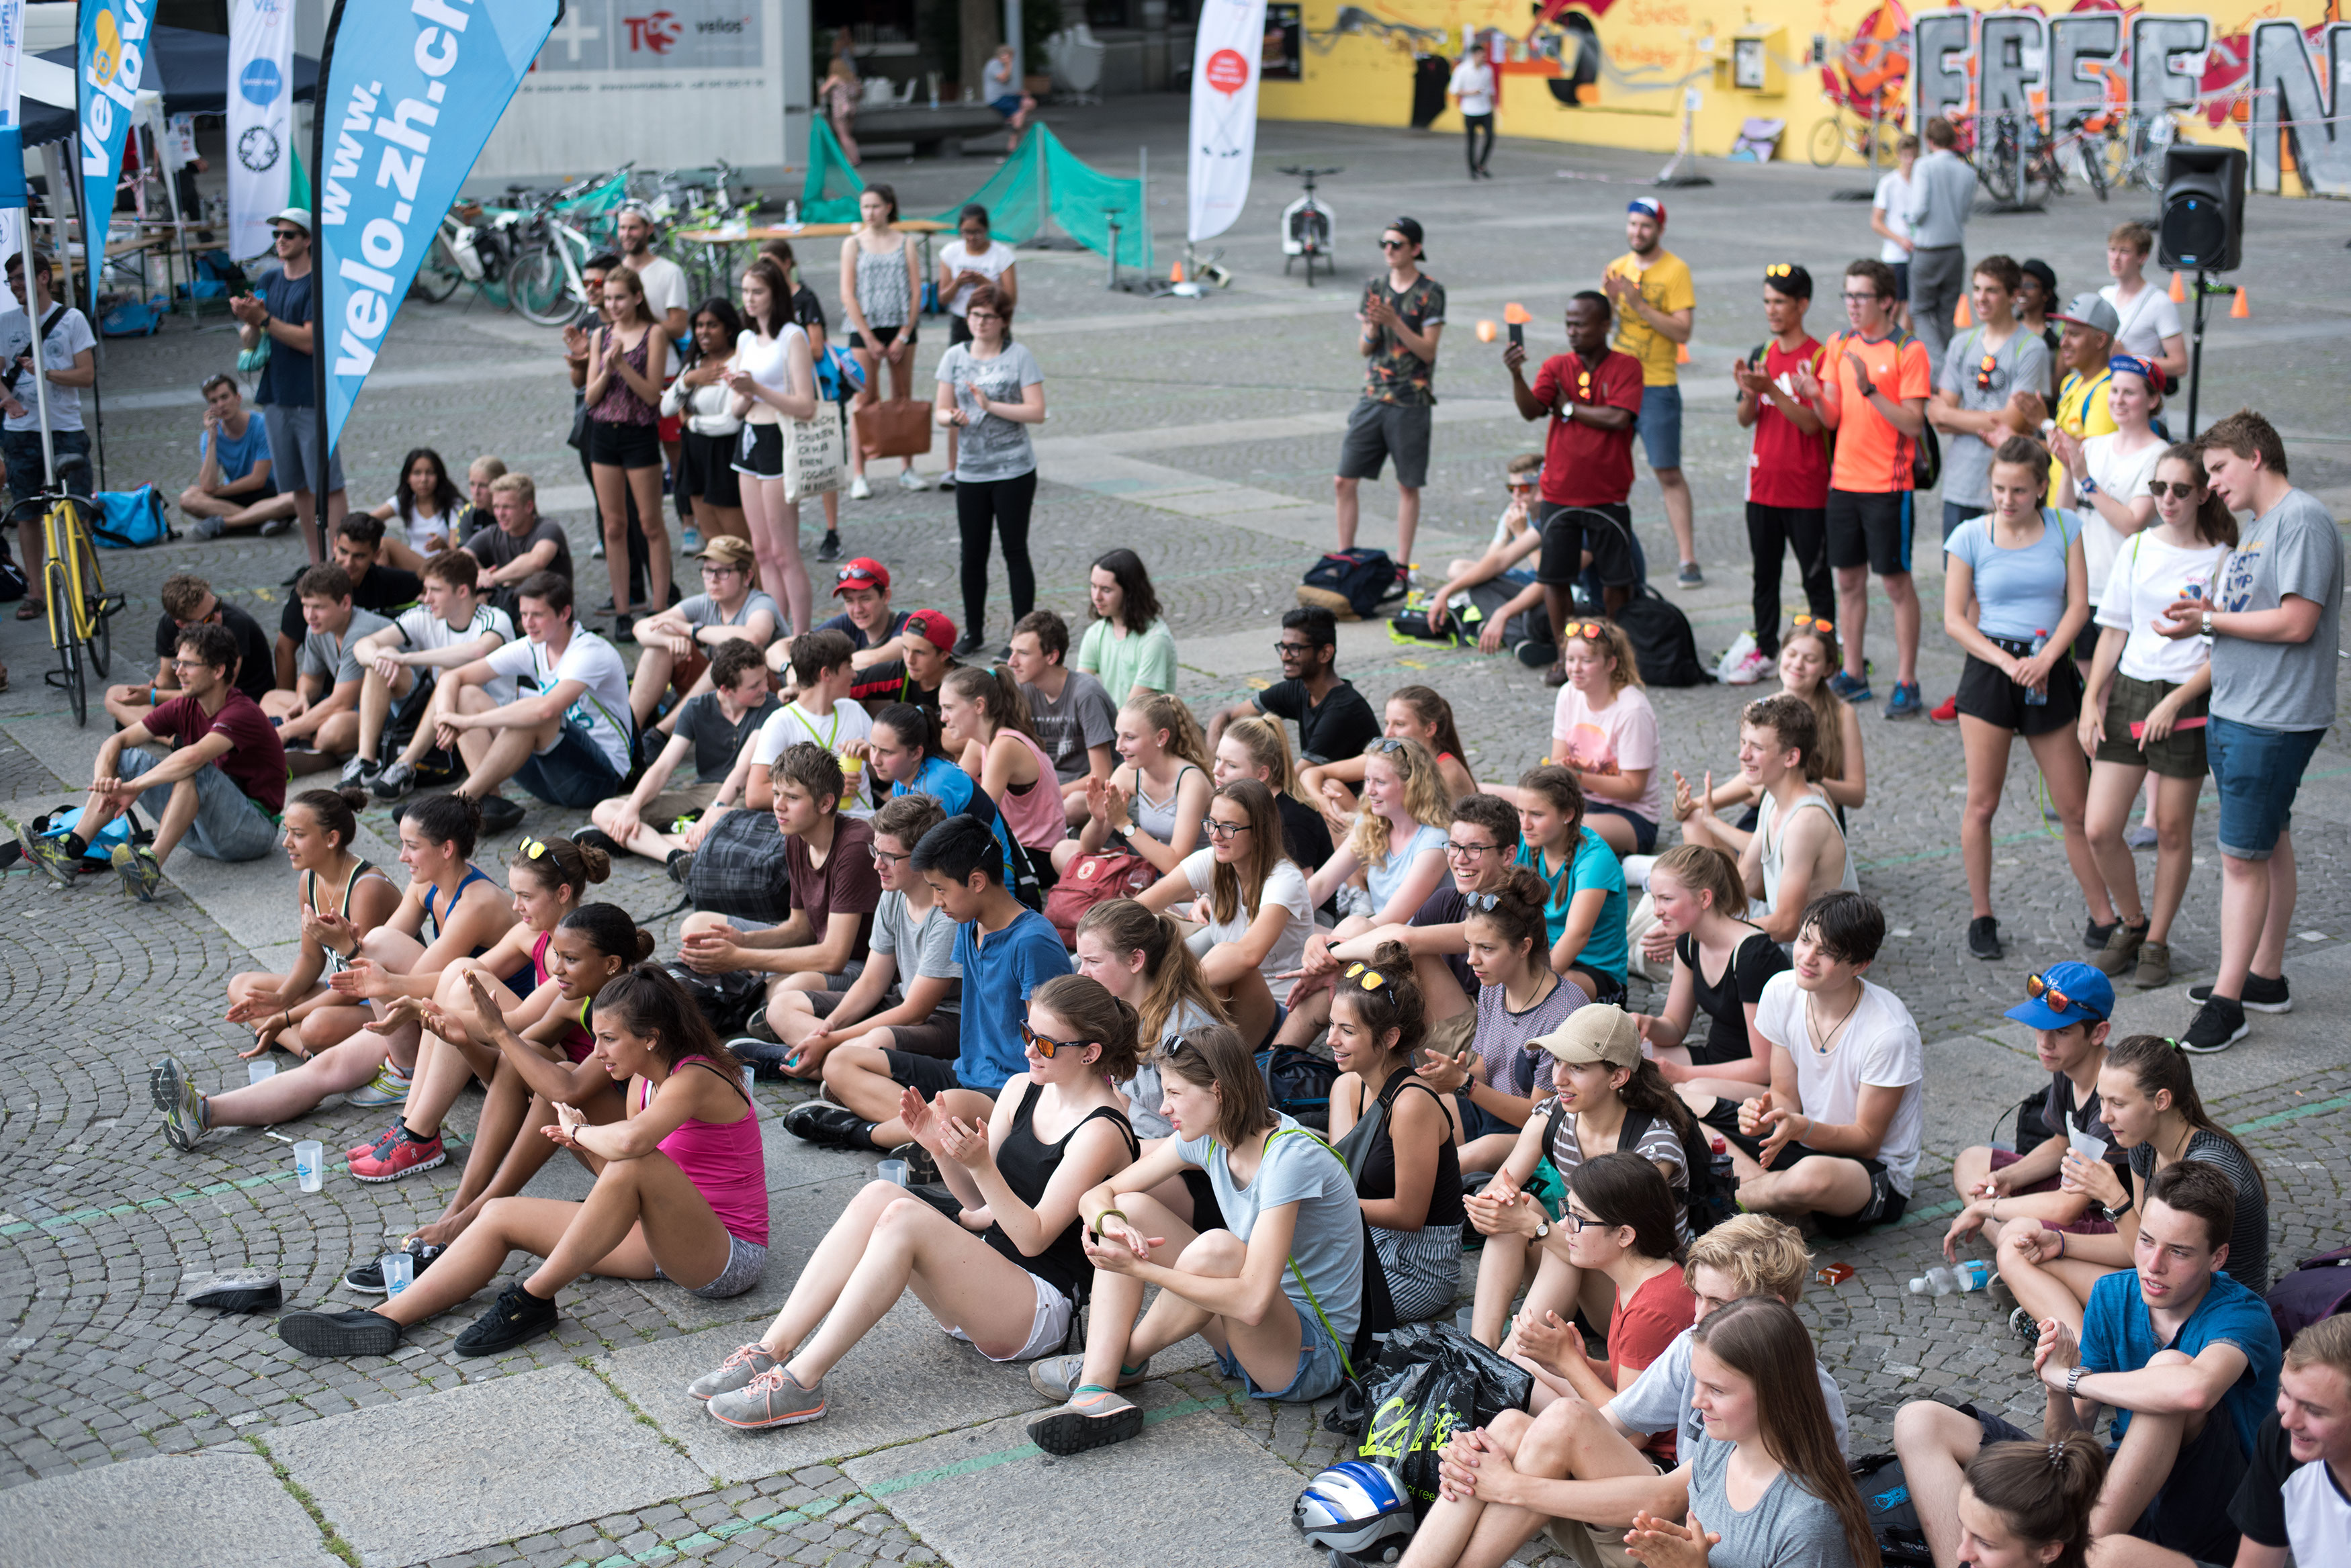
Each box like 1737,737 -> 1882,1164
3,99 -> 2348,1566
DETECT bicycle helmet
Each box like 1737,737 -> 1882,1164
1293,1459 -> 1413,1562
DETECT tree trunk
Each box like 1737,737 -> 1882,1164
960,0 -> 1000,101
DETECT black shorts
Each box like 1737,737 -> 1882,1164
1825,488 -> 1915,576
1889,261 -> 1911,303
1574,968 -> 1629,1009
586,416 -> 662,471
1182,1166 -> 1227,1232
732,422 -> 783,479
1703,1099 -> 1908,1236
1536,501 -> 1639,588
849,322 -> 912,351
882,1047 -> 995,1100
1585,800 -> 1659,854
679,429 -> 744,508
1956,643 -> 2084,735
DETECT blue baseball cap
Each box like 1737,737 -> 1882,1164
2004,961 -> 2113,1030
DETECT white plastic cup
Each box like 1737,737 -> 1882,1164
248,1061 -> 278,1085
293,1140 -> 324,1192
381,1252 -> 413,1295
742,1066 -> 757,1100
877,1159 -> 910,1187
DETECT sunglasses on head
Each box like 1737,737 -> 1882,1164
1020,1021 -> 1092,1060
1559,621 -> 1607,641
1462,889 -> 1507,911
1791,613 -> 1835,636
836,566 -> 878,584
1342,962 -> 1387,992
1366,737 -> 1409,755
2025,970 -> 2103,1020
1765,263 -> 1798,278
519,837 -> 553,860
2147,479 -> 2202,500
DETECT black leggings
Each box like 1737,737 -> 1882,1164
956,468 -> 1038,635
1463,113 -> 1494,173
1744,502 -> 1834,655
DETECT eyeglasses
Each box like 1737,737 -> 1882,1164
1020,1021 -> 1092,1060
1445,841 -> 1498,861
2025,971 -> 2103,1019
966,310 -> 1001,322
1200,817 -> 1249,841
1274,641 -> 1317,657
1791,613 -> 1836,635
2148,480 -> 2201,500
1560,1209 -> 1607,1234
701,562 -> 741,575
1559,621 -> 1607,641
168,657 -> 211,671
1342,962 -> 1387,991
1841,290 -> 1883,303
869,843 -> 912,867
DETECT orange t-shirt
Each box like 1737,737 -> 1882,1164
1823,330 -> 1933,494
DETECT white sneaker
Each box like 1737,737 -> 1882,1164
896,469 -> 929,492
1725,648 -> 1773,685
346,1062 -> 412,1109
848,474 -> 873,500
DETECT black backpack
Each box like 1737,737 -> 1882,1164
1298,548 -> 1396,621
1615,584 -> 1713,688
1622,1107 -> 1736,1236
1257,1045 -> 1339,1132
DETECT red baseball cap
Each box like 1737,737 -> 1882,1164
903,609 -> 956,653
832,557 -> 890,595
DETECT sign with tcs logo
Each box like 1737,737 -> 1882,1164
534,0 -> 760,73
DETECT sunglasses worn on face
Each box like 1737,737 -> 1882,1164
2148,480 -> 2201,500
1020,1021 -> 1092,1059
1379,238 -> 1409,250
2025,970 -> 2102,1019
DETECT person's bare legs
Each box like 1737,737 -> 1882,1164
2027,725 -> 2113,925
2215,828 -> 2296,999
523,1148 -> 731,1296
2144,774 -> 2203,946
1396,484 -> 1421,574
1214,966 -> 1279,1054
1993,1225 -> 2115,1338
1891,1397 -> 1986,1568
1334,475 -> 1362,551
626,464 -> 672,611
1836,565 -> 1871,683
2084,761 -> 2150,928
1656,467 -> 1695,571
1884,569 -> 1921,688
2093,1351 -> 2197,1536
198,1034 -> 391,1128
1958,716 -> 2014,920
848,348 -> 881,483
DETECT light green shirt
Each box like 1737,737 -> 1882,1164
1075,616 -> 1176,701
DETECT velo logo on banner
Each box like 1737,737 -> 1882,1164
1187,0 -> 1266,244
316,0 -> 561,452
78,0 -> 154,309
228,0 -> 294,261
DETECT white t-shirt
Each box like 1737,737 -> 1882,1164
485,629 -> 633,772
2095,531 -> 2225,685
1448,60 -> 1496,116
1873,169 -> 1916,264
937,238 -> 1016,317
392,602 -> 517,702
629,254 -> 690,326
752,698 -> 876,817
386,498 -> 465,553
2077,433 -> 2167,604
0,304 -> 97,432
1176,848 -> 1315,1003
2100,280 -> 2183,361
1753,972 -> 1926,1197
1551,683 -> 1663,823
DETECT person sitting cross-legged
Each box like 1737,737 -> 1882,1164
627,535 -> 783,745
343,547 -> 515,798
1669,693 -> 1858,946
104,571 -> 275,729
269,516 -> 422,692
691,975 -> 1142,1430
1892,1160 -> 2283,1567
178,372 -> 296,537
262,564 -> 391,770
588,640 -> 777,870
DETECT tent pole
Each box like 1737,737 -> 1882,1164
310,0 -> 351,565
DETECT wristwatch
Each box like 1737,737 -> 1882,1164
2200,611 -> 2215,638
1532,1215 -> 1552,1240
2100,1191 -> 2134,1224
2066,1365 -> 2086,1397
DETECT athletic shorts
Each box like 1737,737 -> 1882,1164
1634,383 -> 1683,472
679,429 -> 744,508
1956,644 -> 2083,736
2092,673 -> 2209,780
1826,488 -> 1914,576
1889,261 -> 1911,302
1535,501 -> 1638,588
1336,397 -> 1431,490
732,422 -> 783,479
654,1232 -> 768,1299
802,991 -> 961,1060
586,417 -> 662,471
883,1047 -> 996,1100
1585,800 -> 1659,854
848,322 -> 911,351
1705,1099 -> 1908,1237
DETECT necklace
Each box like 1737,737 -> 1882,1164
1804,985 -> 1862,1056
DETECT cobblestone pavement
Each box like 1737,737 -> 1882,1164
3,102 -> 2347,1567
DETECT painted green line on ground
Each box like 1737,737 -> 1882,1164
1,1168 -> 299,1237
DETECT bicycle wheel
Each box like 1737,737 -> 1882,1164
1980,123 -> 2018,203
508,239 -> 574,326
2080,135 -> 2109,201
1809,116 -> 1848,169
410,232 -> 464,302
44,556 -> 84,726
69,516 -> 111,679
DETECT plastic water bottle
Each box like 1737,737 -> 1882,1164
1908,1265 -> 1958,1295
1955,1259 -> 1992,1291
784,199 -> 799,230
2023,629 -> 2050,706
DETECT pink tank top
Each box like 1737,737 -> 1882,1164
532,930 -> 596,1064
996,730 -> 1067,851
639,1056 -> 769,1246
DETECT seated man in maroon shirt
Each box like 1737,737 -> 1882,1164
17,621 -> 288,901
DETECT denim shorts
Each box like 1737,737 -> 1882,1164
654,1232 -> 768,1299
512,719 -> 625,808
1585,800 -> 1659,854
2207,716 -> 2328,861
116,745 -> 278,861
1,426 -> 90,499
1215,1293 -> 1347,1402
1634,382 -> 1683,471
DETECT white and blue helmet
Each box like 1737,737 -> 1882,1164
1293,1459 -> 1413,1561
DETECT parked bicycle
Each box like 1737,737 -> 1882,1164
1809,101 -> 1898,169
408,167 -> 633,324
11,454 -> 120,726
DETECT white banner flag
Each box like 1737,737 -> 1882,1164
227,0 -> 292,261
1187,0 -> 1266,244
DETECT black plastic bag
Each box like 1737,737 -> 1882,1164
1353,1322 -> 1532,1518
664,961 -> 764,1037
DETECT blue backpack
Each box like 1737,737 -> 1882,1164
92,485 -> 171,549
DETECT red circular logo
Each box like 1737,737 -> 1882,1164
1204,48 -> 1250,95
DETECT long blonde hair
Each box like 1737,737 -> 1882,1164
1222,713 -> 1317,809
1206,780 -> 1293,926
1346,736 -> 1452,866
1781,622 -> 1847,784
1074,900 -> 1229,1045
1124,692 -> 1212,773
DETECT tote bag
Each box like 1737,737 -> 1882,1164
783,405 -> 848,503
858,398 -> 935,461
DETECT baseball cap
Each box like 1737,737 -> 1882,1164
697,535 -> 755,567
1628,197 -> 1667,226
2004,961 -> 2113,1031
833,557 -> 890,595
2019,258 -> 2058,301
903,609 -> 956,653
271,207 -> 311,235
2051,293 -> 2121,337
1532,1005 -> 1643,1069
1384,216 -> 1425,256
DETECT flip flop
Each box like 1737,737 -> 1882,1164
14,600 -> 42,620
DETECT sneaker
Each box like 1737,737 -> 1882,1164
190,514 -> 224,540
1724,648 -> 1772,686
2132,940 -> 2172,990
571,827 -> 624,857
896,469 -> 930,492
349,1121 -> 405,1162
1968,915 -> 2003,960
348,1124 -> 447,1182
2089,921 -> 2147,977
370,759 -> 416,800
346,1061 -> 413,1109
708,1365 -> 828,1428
112,843 -> 163,903
2180,995 -> 2248,1054
1884,681 -> 1924,721
2083,917 -> 2121,952
2008,1305 -> 2040,1351
259,516 -> 293,537
1929,695 -> 1960,726
1026,1387 -> 1145,1456
848,474 -> 873,500
340,755 -> 380,789
590,537 -> 607,560
1541,660 -> 1570,688
936,476 -> 956,493
1675,561 -> 1703,588
345,1239 -> 444,1294
689,1342 -> 779,1401
476,794 -> 527,834
2188,973 -> 2291,1013
1387,564 -> 1413,601
1516,641 -> 1556,671
612,614 -> 635,645
665,849 -> 694,886
680,525 -> 703,553
19,822 -> 79,888
453,1280 -> 560,1356
278,1307 -> 402,1358
2125,823 -> 2159,850
952,630 -> 987,657
782,1100 -> 875,1151
150,1054 -> 210,1151
815,532 -> 843,563
1028,1354 -> 1149,1403
1828,671 -> 1874,704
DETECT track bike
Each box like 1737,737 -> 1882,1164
10,454 -> 120,726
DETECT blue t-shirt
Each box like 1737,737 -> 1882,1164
1948,508 -> 2076,644
897,755 -> 1020,887
255,266 -> 317,408
1519,829 -> 1628,983
1366,822 -> 1448,911
950,907 -> 1071,1092
202,415 -> 274,490
1173,1116 -> 1366,1346
2080,1269 -> 2281,1456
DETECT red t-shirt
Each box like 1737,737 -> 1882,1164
1605,1266 -> 1700,1464
1746,336 -> 1834,509
1531,349 -> 1644,508
144,688 -> 287,815
1823,330 -> 1933,494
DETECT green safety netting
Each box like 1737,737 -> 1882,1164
801,118 -> 867,224
1040,127 -> 1151,271
946,130 -> 1046,245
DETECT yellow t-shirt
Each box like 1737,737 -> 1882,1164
2051,369 -> 2117,493
1606,249 -> 1695,387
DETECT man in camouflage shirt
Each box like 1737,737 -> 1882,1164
1334,216 -> 1445,599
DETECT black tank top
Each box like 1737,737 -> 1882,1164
1350,1074 -> 1466,1229
1675,927 -> 1790,1066
983,1080 -> 1140,1298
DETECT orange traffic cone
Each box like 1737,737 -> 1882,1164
2230,287 -> 2250,318
1676,341 -> 1691,365
1953,296 -> 1973,328
2168,271 -> 2186,303
1170,261 -> 1185,283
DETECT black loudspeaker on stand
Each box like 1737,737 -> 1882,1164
2156,146 -> 2246,439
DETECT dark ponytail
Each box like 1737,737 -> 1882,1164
590,964 -> 738,1076
2107,1034 -> 2267,1199
1465,866 -> 1551,970
874,700 -> 945,760
291,788 -> 359,850
559,903 -> 656,964
1332,940 -> 1426,1060
402,792 -> 482,859
510,834 -> 613,901
1963,1434 -> 2109,1568
942,663 -> 1038,739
